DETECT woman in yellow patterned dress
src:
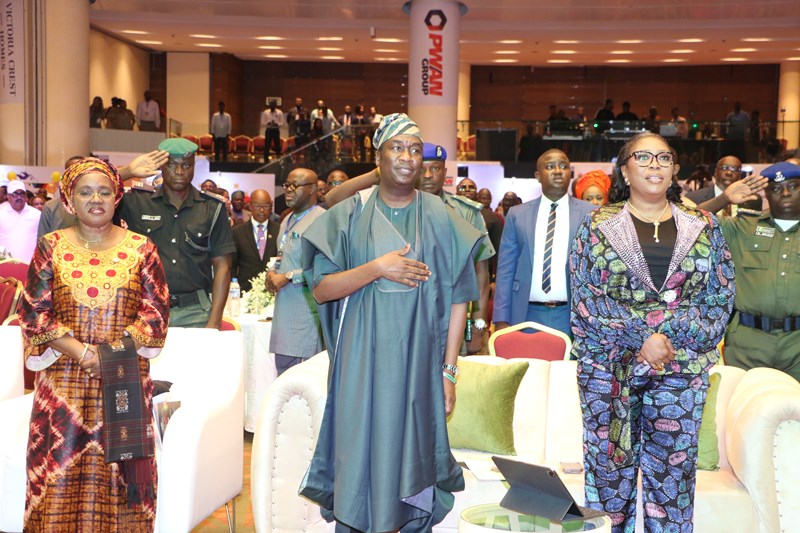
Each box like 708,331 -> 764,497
19,158 -> 169,532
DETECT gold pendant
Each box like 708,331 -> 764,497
653,222 -> 660,243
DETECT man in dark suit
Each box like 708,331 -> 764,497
232,189 -> 279,291
493,149 -> 595,336
686,155 -> 743,205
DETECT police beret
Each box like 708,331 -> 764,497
158,138 -> 199,158
761,161 -> 800,182
422,142 -> 447,162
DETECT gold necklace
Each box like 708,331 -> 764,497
627,201 -> 670,243
76,228 -> 108,249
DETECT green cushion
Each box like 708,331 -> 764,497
697,372 -> 722,471
446,359 -> 529,455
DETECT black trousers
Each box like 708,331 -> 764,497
213,136 -> 228,161
265,128 -> 281,158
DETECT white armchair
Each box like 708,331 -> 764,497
0,327 -> 245,533
0,325 -> 24,401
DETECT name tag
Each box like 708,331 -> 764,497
142,215 -> 161,221
754,226 -> 775,238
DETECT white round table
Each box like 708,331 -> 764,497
459,503 -> 611,533
237,313 -> 277,432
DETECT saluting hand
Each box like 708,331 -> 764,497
723,174 -> 768,205
374,244 -> 431,287
127,149 -> 170,178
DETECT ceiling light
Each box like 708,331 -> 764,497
547,59 -> 572,64
495,50 -> 521,55
256,36 -> 285,41
316,36 -> 343,41
554,40 -> 580,44
786,57 -> 800,61
195,43 -> 222,48
721,57 -> 747,61
320,55 -> 345,60
190,34 -> 217,39
742,37 -> 771,42
499,40 -> 522,44
551,50 -> 577,55
670,49 -> 695,54
318,47 -> 343,51
610,50 -> 633,55
731,48 -> 757,52
136,40 -> 162,45
663,58 -> 686,63
374,37 -> 404,43
678,38 -> 705,43
493,59 -> 518,63
264,54 -> 288,59
374,49 -> 399,53
375,57 -> 400,61
258,45 -> 284,50
122,30 -> 149,35
606,59 -> 631,63
616,40 -> 642,44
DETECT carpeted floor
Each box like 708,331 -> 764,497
192,431 -> 256,533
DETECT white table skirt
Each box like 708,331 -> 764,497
238,313 -> 277,432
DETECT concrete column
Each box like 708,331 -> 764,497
43,0 -> 90,165
457,62 -> 471,155
778,61 -> 800,151
405,0 -> 466,164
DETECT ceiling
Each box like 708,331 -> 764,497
89,0 -> 800,67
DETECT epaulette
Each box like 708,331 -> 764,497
736,208 -> 762,217
201,190 -> 228,203
129,182 -> 155,193
450,193 -> 483,211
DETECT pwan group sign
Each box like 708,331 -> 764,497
0,0 -> 23,104
420,9 -> 446,97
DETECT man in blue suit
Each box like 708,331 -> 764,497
493,149 -> 595,336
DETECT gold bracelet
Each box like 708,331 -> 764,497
78,344 -> 90,364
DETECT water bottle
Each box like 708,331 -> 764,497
229,278 -> 241,317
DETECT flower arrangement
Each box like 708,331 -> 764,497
240,270 -> 275,315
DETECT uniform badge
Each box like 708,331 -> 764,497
436,145 -> 443,158
754,226 -> 775,238
142,215 -> 161,221
774,171 -> 785,182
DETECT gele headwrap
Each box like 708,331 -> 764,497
575,170 -> 612,203
59,157 -> 124,215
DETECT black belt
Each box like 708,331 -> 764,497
529,301 -> 568,308
169,291 -> 200,308
739,312 -> 800,333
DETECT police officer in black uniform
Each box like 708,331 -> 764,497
118,138 -> 235,328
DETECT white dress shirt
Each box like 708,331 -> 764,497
136,99 -> 160,128
529,194 -> 570,303
261,109 -> 285,130
210,111 -> 232,138
0,202 -> 41,263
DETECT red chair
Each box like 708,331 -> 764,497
197,134 -> 214,154
466,135 -> 476,160
488,321 -> 571,361
232,135 -> 252,160
252,135 -> 266,157
220,316 -> 241,331
0,277 -> 21,325
0,260 -> 28,284
183,135 -> 199,146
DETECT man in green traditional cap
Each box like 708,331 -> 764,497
118,137 -> 235,328
299,113 -> 483,532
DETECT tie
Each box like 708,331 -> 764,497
256,224 -> 267,259
542,203 -> 557,293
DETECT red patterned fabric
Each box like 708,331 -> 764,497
19,229 -> 169,532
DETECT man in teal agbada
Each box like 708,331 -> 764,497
299,113 -> 483,532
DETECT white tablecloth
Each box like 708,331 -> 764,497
237,313 -> 277,432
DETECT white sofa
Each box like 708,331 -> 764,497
251,353 -> 800,533
0,327 -> 245,533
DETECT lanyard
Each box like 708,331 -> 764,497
280,205 -> 316,250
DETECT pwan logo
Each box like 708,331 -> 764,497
421,9 -> 446,97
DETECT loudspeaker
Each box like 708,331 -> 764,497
476,128 -> 518,162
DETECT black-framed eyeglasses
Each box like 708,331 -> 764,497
284,181 -> 315,192
10,190 -> 27,197
457,184 -> 476,192
716,164 -> 742,173
626,151 -> 674,168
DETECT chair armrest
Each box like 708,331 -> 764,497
251,352 -> 331,533
0,394 -> 33,533
725,368 -> 800,533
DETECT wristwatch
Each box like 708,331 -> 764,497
473,318 -> 487,331
442,362 -> 459,376
285,270 -> 295,282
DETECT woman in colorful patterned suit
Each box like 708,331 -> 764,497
570,132 -> 735,533
19,158 -> 169,532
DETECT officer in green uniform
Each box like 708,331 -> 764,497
418,142 -> 495,353
711,161 -> 800,381
118,138 -> 235,329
